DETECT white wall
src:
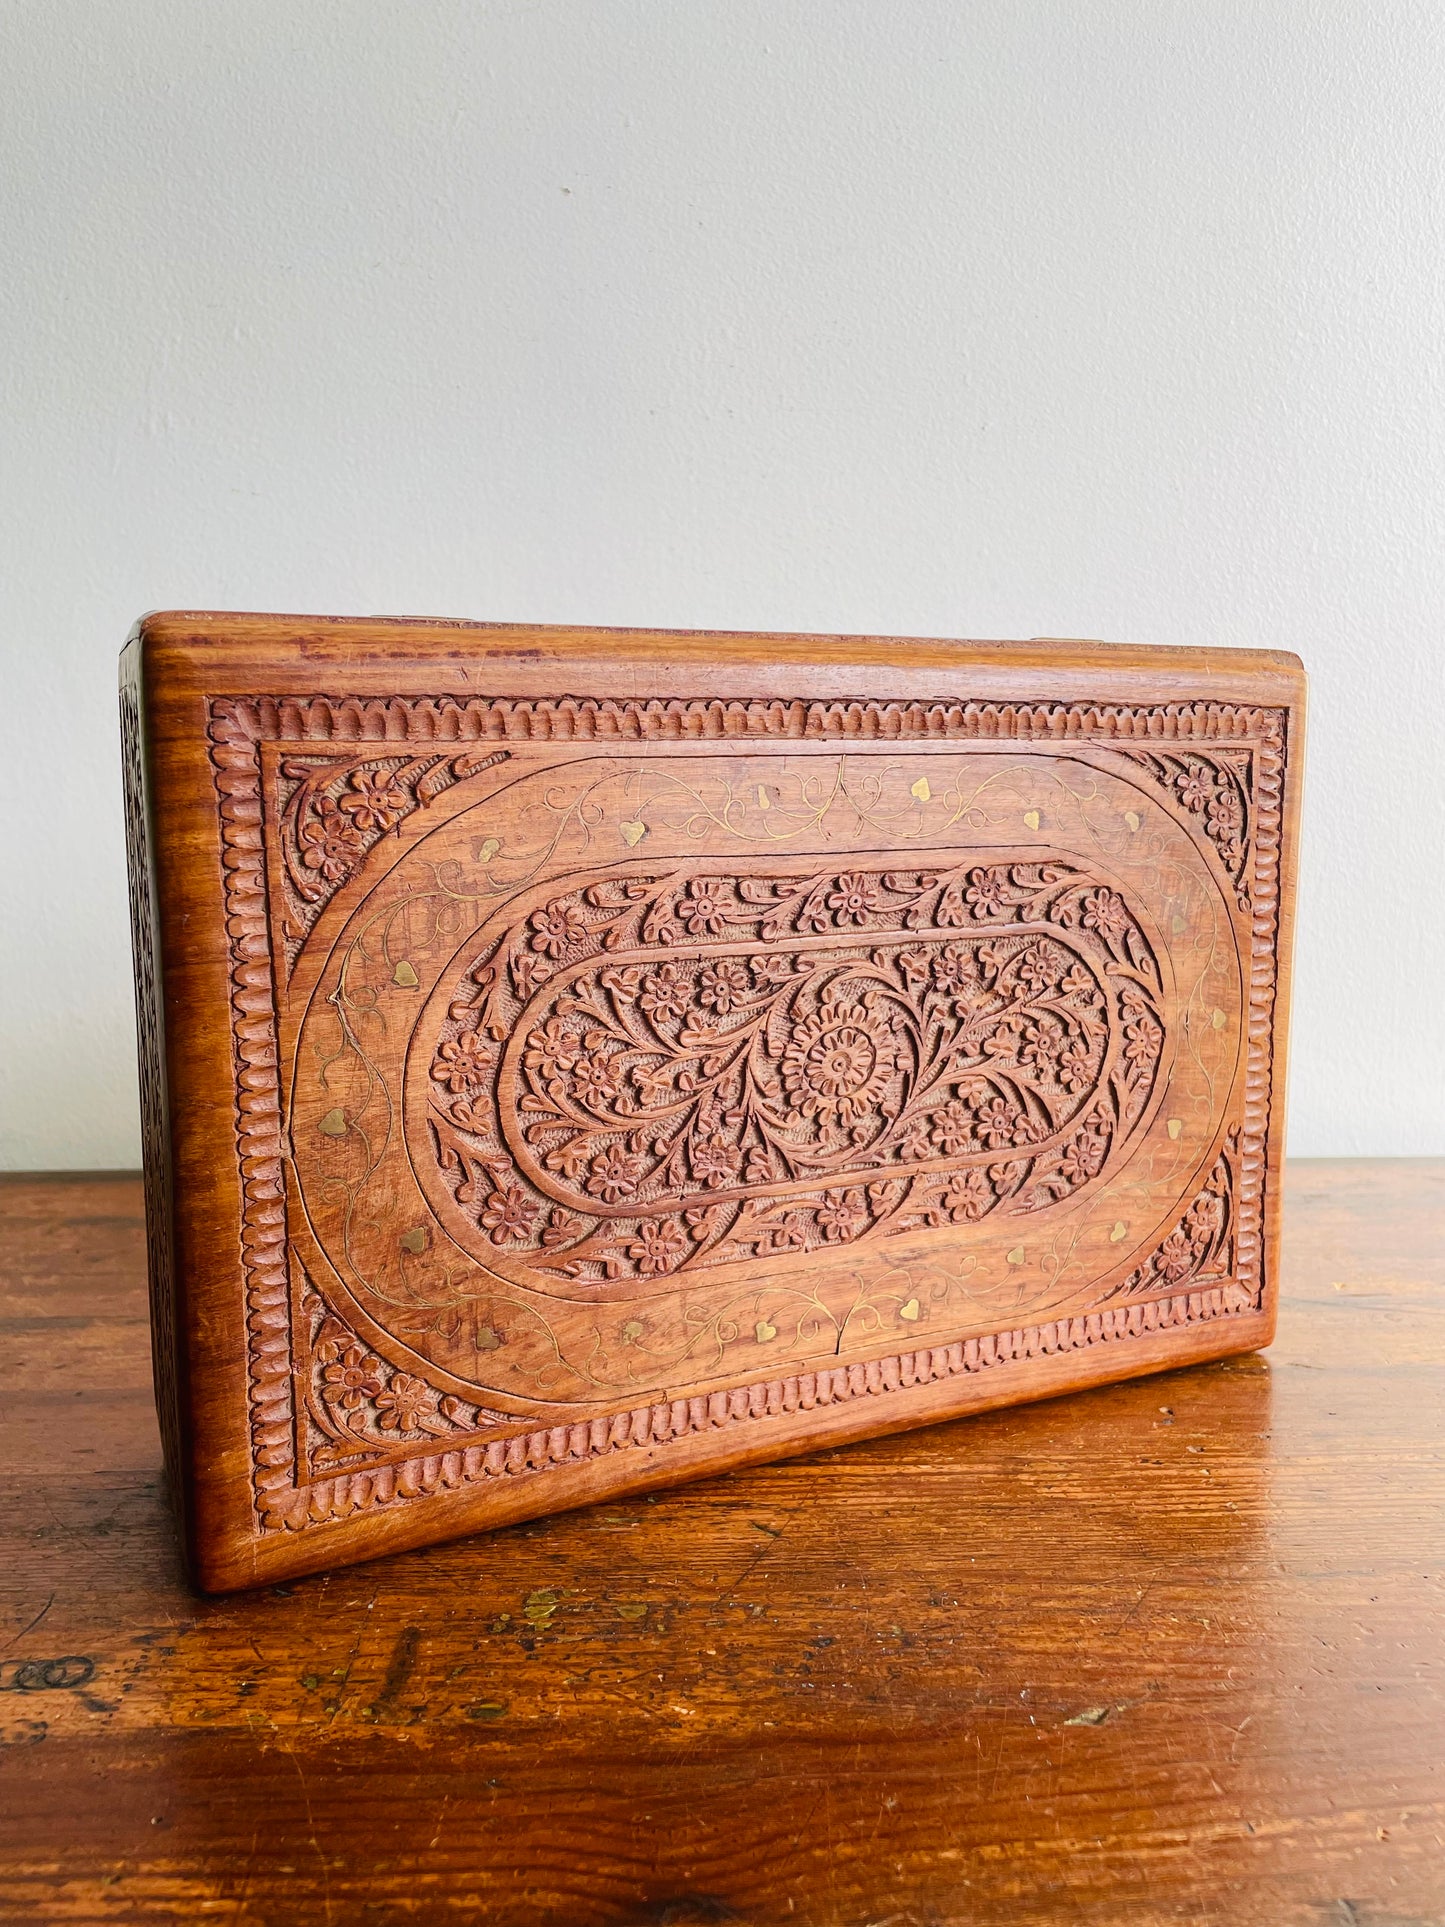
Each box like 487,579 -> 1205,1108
2,1 -> 1442,1167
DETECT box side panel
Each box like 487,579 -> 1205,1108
119,633 -> 191,1562
1256,670 -> 1308,1343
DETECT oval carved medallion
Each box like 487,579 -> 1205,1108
416,855 -> 1167,1290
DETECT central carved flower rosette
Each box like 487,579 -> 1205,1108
781,989 -> 896,1127
417,858 -> 1167,1289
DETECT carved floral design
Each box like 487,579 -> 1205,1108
1102,1131 -> 1238,1302
298,807 -> 363,881
424,858 -> 1167,1284
1116,750 -> 1253,907
781,990 -> 898,1125
275,747 -> 511,961
300,1280 -> 506,1470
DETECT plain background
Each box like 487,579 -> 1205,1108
2,1 -> 1442,1168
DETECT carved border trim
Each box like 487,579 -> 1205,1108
265,1278 -> 1259,1531
206,691 -> 1286,1534
210,718 -> 297,1524
213,691 -> 1283,747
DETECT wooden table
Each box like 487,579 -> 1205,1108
2,1164 -> 1442,1925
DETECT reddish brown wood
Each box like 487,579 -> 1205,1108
1,1163 -> 1441,1924
121,614 -> 1305,1589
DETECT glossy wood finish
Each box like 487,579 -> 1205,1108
2,1161 -> 1440,1925
122,614 -> 1305,1589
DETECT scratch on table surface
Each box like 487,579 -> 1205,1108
4,1591 -> 54,1650
713,1510 -> 797,1606
1109,1578 -> 1158,1637
323,1588 -> 377,1723
427,1793 -> 452,1852
278,1736 -> 333,1926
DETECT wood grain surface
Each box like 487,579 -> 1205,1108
1,1161 -> 1441,1926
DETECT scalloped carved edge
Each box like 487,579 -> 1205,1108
209,716 -> 298,1523
206,691 -> 1287,1533
213,691 -> 1285,747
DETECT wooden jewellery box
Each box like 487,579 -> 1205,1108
121,615 -> 1305,1591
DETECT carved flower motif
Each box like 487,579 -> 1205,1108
1081,889 -> 1129,943
828,873 -> 882,924
932,944 -> 978,994
816,1188 -> 867,1242
540,1208 -> 587,1248
1175,764 -> 1214,811
781,993 -> 896,1127
480,1184 -> 537,1244
940,1168 -> 993,1222
639,962 -> 690,1023
1208,783 -> 1242,828
1119,984 -> 1151,1024
299,807 -> 363,881
699,960 -> 750,1014
374,1371 -> 436,1431
511,949 -> 553,999
587,1143 -> 644,1203
965,868 -> 1011,918
1014,944 -> 1059,994
679,879 -> 730,937
983,1014 -> 1026,1059
1057,1037 -> 1093,1092
525,1017 -> 579,1081
897,947 -> 933,984
1020,1016 -> 1065,1075
692,1137 -> 742,1188
899,1114 -> 935,1160
321,1344 -> 384,1412
1207,787 -> 1244,860
930,1099 -> 975,1156
1158,1226 -> 1197,1282
338,768 -> 410,834
433,1028 -> 492,1094
987,1158 -> 1028,1195
530,902 -> 588,956
1061,1125 -> 1108,1183
571,1052 -> 621,1108
628,1219 -> 688,1276
1123,1014 -> 1162,1069
974,1096 -> 1022,1148
1190,1191 -> 1226,1239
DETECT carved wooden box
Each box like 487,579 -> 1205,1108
121,614 -> 1304,1591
